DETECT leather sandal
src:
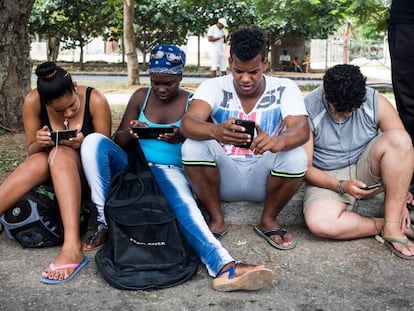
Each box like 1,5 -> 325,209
212,261 -> 274,292
83,222 -> 108,251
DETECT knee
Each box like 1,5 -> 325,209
182,139 -> 212,160
386,129 -> 413,153
81,133 -> 106,162
384,129 -> 414,164
277,147 -> 307,173
182,139 -> 200,154
304,207 -> 336,238
22,153 -> 49,174
82,133 -> 105,151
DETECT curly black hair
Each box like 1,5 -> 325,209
230,28 -> 266,61
323,64 -> 366,112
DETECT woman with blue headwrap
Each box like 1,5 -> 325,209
80,44 -> 273,291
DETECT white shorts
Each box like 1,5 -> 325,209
182,139 -> 307,202
209,50 -> 227,71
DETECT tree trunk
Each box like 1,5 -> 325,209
79,44 -> 85,71
0,0 -> 35,131
47,36 -> 60,62
123,0 -> 140,85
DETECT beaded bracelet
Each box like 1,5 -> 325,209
337,180 -> 345,194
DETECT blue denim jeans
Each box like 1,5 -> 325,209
81,133 -> 233,276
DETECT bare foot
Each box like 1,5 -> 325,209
208,220 -> 227,236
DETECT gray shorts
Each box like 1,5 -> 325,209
303,136 -> 382,212
182,139 -> 307,202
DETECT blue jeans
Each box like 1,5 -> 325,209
81,133 -> 233,276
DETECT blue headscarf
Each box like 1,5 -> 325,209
148,44 -> 186,75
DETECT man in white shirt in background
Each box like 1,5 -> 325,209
207,18 -> 228,77
279,49 -> 291,71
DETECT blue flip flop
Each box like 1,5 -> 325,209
41,256 -> 89,284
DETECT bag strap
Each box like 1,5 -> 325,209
125,140 -> 151,174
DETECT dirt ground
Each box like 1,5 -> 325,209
0,132 -> 26,181
1,189 -> 414,310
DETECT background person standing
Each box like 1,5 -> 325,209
207,17 -> 228,77
388,0 -> 414,205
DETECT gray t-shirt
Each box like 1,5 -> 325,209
305,86 -> 379,170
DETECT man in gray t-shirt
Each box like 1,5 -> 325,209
303,64 -> 414,260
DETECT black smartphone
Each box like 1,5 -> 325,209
132,127 -> 174,139
50,129 -> 77,144
234,119 -> 255,148
360,183 -> 382,190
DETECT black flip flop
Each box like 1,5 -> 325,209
254,225 -> 296,250
212,228 -> 229,240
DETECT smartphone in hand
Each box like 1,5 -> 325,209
234,119 -> 255,148
359,183 -> 382,190
132,127 -> 174,139
50,129 -> 77,145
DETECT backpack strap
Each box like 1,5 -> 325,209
125,140 -> 150,174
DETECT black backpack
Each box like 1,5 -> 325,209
0,185 -> 90,248
95,141 -> 199,290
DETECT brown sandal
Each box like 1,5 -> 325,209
212,261 -> 274,292
83,223 -> 108,251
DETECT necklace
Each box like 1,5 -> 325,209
64,118 -> 69,130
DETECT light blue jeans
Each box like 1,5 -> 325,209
81,133 -> 233,276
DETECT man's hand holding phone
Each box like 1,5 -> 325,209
234,119 -> 255,148
359,183 -> 382,191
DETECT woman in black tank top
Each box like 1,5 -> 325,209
0,61 -> 112,284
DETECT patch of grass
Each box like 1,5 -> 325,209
110,104 -> 127,131
0,145 -> 25,173
299,84 -> 320,92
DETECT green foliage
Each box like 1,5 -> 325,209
30,0 -> 120,66
29,0 -> 66,39
29,0 -> 390,63
133,0 -> 256,58
102,0 -> 123,40
254,0 -> 349,41
134,0 -> 191,55
55,0 -> 109,50
345,0 -> 390,40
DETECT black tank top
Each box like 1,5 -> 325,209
40,86 -> 95,136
